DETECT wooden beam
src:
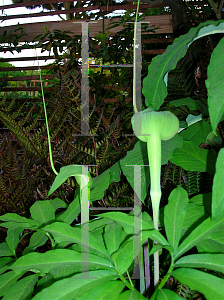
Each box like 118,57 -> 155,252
0,56 -> 57,63
0,0 -> 83,10
0,66 -> 53,71
1,87 -> 55,92
0,3 -> 166,21
142,38 -> 174,43
1,98 -> 48,103
0,37 -> 173,53
0,75 -> 53,82
143,49 -> 166,54
0,15 -> 173,42
0,5 -> 99,21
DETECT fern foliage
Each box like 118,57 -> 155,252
0,61 -> 136,215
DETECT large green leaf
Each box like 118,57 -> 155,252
89,162 -> 121,202
0,258 -> 14,269
170,140 -> 216,174
174,254 -> 224,273
96,212 -> 168,245
2,274 -> 39,300
0,242 -> 14,257
0,271 -> 22,297
180,120 -> 212,147
206,37 -> 224,132
189,192 -> 212,214
88,217 -> 114,232
119,141 -> 150,203
0,214 -> 39,229
157,289 -> 182,300
197,225 -> 224,254
111,241 -> 134,275
5,228 -> 23,254
108,161 -> 121,184
164,186 -> 188,251
34,274 -> 55,296
90,169 -> 111,201
76,280 -> 125,300
56,192 -> 80,224
41,222 -> 109,257
142,20 -> 224,110
11,249 -> 114,275
169,97 -> 203,111
48,165 -> 93,197
197,238 -> 224,254
117,290 -> 146,300
32,270 -> 118,300
174,213 -> 224,260
22,232 -> 49,255
95,212 -> 153,233
181,203 -> 209,240
103,222 -> 123,256
49,198 -> 67,211
0,258 -> 14,275
161,134 -> 183,165
212,148 -> 224,220
171,268 -> 224,300
30,201 -> 55,226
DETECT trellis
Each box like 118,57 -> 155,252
0,0 -> 173,100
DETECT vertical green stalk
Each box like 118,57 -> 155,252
133,0 -> 140,114
147,134 -> 162,231
147,133 -> 161,288
132,109 -> 179,289
36,52 -> 58,176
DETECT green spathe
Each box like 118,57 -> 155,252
131,108 -> 179,142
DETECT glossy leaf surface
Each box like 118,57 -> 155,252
42,222 -> 109,257
206,37 -> 224,132
175,213 -> 224,260
171,268 -> 224,300
30,201 -> 55,225
76,280 -> 125,300
170,140 -> 216,174
174,254 -> 224,273
0,214 -> 39,229
32,270 -> 118,300
11,249 -> 114,274
142,20 -> 224,110
164,186 -> 188,251
212,148 -> 224,220
2,274 -> 38,300
157,289 -> 182,300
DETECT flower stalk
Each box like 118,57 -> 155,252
131,108 -> 179,287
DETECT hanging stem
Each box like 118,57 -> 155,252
35,51 -> 58,176
133,0 -> 140,114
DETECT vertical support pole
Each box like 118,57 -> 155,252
133,164 -> 142,280
81,22 -> 90,136
134,22 -> 142,113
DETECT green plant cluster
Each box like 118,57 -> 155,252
0,20 -> 224,299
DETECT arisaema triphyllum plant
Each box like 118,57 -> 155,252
131,108 -> 179,286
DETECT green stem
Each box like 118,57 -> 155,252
119,273 -> 136,291
146,133 -> 162,287
126,271 -> 134,287
133,0 -> 140,114
44,231 -> 57,249
150,253 -> 174,300
36,52 -> 58,176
